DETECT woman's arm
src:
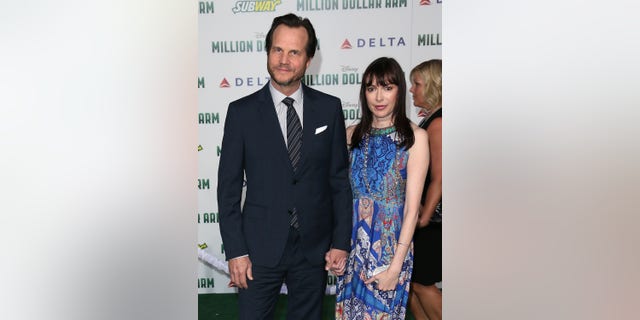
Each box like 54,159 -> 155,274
367,124 -> 429,290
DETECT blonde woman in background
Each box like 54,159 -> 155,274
408,59 -> 442,320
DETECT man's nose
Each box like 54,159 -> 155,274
279,53 -> 289,64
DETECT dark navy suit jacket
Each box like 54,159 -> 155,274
217,83 -> 352,267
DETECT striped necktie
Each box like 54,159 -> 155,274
284,97 -> 302,172
283,97 -> 301,230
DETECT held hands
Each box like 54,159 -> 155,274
364,268 -> 400,291
324,248 -> 348,276
227,256 -> 253,289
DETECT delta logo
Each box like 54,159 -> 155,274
232,0 -> 281,14
340,36 -> 406,49
220,76 -> 270,88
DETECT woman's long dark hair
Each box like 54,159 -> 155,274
350,57 -> 414,150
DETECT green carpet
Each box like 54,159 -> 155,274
198,294 -> 415,319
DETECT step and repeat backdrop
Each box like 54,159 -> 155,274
198,0 -> 441,294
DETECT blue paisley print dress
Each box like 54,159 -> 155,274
336,126 -> 413,319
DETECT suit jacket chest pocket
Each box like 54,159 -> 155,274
308,125 -> 331,162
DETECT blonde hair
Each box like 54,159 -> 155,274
411,59 -> 442,109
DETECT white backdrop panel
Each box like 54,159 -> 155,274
198,0 -> 441,294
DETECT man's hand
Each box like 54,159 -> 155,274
228,256 -> 253,289
324,248 -> 348,276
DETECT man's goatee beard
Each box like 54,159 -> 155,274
268,68 -> 305,87
274,77 -> 300,87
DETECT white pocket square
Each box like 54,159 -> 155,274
315,125 -> 328,134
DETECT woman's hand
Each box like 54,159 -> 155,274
364,268 -> 400,291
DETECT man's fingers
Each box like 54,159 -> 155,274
324,251 -> 334,270
227,257 -> 254,289
325,255 -> 333,270
246,264 -> 254,281
231,270 -> 244,289
325,261 -> 332,271
235,273 -> 248,289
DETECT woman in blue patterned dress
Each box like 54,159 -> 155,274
335,57 -> 429,319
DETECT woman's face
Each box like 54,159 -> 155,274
409,74 -> 429,115
365,78 -> 398,123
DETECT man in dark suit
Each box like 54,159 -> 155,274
217,13 -> 353,319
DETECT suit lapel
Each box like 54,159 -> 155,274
299,85 -> 319,174
256,85 -> 292,171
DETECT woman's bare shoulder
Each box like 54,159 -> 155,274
411,122 -> 428,139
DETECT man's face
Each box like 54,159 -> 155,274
267,25 -> 311,94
